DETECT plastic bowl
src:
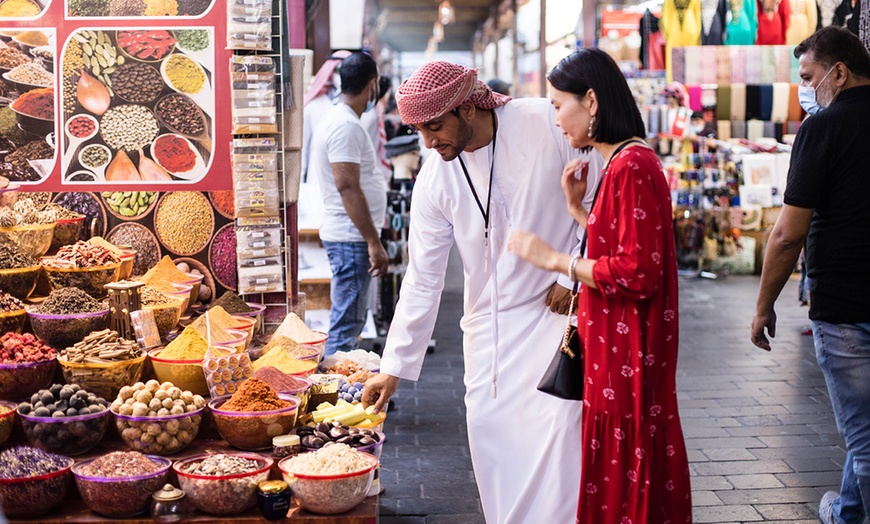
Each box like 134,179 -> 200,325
113,406 -> 204,455
214,328 -> 248,353
0,400 -> 16,445
0,223 -> 55,258
208,395 -> 300,451
232,302 -> 266,332
50,217 -> 85,253
167,283 -> 192,313
72,455 -> 171,517
0,359 -> 57,401
277,376 -> 312,414
0,308 -> 27,334
300,333 -> 328,363
173,452 -> 272,515
57,353 -> 147,400
148,348 -> 209,396
118,249 -> 136,280
144,300 -> 184,338
278,451 -> 377,515
0,265 -> 40,299
19,408 -> 110,456
231,315 -> 256,346
178,272 -> 204,310
28,308 -> 111,349
0,455 -> 74,518
41,261 -> 121,298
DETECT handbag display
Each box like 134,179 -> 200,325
537,281 -> 583,400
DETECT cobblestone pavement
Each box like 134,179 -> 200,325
379,254 -> 842,524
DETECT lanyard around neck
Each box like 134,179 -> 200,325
457,110 -> 498,246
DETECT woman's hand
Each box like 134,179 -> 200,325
561,158 -> 590,226
508,231 -> 560,271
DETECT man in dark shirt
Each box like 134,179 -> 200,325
750,26 -> 870,524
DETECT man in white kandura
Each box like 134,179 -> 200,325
363,61 -> 603,524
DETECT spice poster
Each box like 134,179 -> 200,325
0,0 -> 242,191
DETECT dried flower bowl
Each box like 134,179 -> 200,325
0,223 -> 55,258
0,455 -> 74,518
0,265 -> 41,299
27,308 -> 111,349
173,452 -> 273,515
278,450 -> 378,515
208,394 -> 300,450
0,358 -> 57,401
40,260 -> 121,298
57,352 -> 147,400
71,455 -> 171,517
19,408 -> 111,456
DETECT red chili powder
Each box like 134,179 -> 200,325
153,135 -> 196,172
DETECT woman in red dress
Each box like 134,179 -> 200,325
508,49 -> 692,524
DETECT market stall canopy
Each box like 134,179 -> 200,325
377,0 -> 498,52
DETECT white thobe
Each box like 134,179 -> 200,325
380,98 -> 603,524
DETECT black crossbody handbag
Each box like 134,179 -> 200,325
537,140 -> 643,401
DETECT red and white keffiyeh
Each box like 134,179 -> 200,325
396,61 -> 510,125
303,50 -> 352,106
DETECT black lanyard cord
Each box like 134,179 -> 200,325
457,110 -> 498,243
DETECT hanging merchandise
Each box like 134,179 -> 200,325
226,0 -> 272,50
235,217 -> 285,295
230,55 -> 278,134
231,138 -> 279,217
756,0 -> 791,44
786,0 -> 818,43
725,0 -> 759,44
701,0 -> 729,44
833,0 -> 860,34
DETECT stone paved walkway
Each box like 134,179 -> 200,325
378,252 -> 843,524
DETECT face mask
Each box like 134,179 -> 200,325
691,124 -> 705,134
364,84 -> 377,113
798,66 -> 836,116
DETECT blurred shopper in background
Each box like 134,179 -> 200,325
302,50 -> 351,182
508,48 -> 692,524
364,60 -> 603,524
751,26 -> 870,524
485,77 -> 511,96
309,52 -> 389,357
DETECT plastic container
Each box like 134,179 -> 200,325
0,223 -> 55,258
231,315 -> 256,346
19,408 -> 110,456
0,456 -> 74,518
0,308 -> 27,334
214,328 -> 248,353
72,455 -> 172,517
148,348 -> 209,396
167,283 -> 192,313
208,395 -> 300,451
229,302 -> 266,332
144,300 -> 184,338
114,406 -> 204,455
50,217 -> 85,253
278,451 -> 377,515
178,272 -> 204,310
173,452 -> 273,515
0,265 -> 40,299
118,249 -> 136,280
57,353 -> 147,400
0,400 -> 16,445
299,429 -> 385,496
41,261 -> 121,298
28,308 -> 111,349
278,376 -> 312,414
299,333 -> 328,363
0,358 -> 57,401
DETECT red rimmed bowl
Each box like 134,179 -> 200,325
0,454 -> 74,518
213,328 -> 248,353
0,358 -> 57,401
278,449 -> 377,514
173,452 -> 272,515
208,394 -> 300,451
72,455 -> 172,517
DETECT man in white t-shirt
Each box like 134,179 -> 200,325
309,52 -> 389,357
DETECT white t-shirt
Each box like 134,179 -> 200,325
310,102 -> 387,243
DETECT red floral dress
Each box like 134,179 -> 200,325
577,146 -> 692,524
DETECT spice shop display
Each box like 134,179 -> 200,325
61,29 -> 214,183
260,335 -> 319,360
110,380 -> 206,454
40,242 -> 122,297
0,332 -> 57,401
58,328 -> 146,399
201,348 -> 253,397
149,326 -> 215,395
230,56 -> 277,134
16,383 -> 111,455
278,443 -> 377,515
212,290 -> 255,314
0,248 -> 40,299
226,0 -> 271,50
71,452 -> 172,517
209,379 -> 298,449
173,452 -> 272,515
0,446 -> 75,518
107,222 -> 160,275
253,367 -> 311,410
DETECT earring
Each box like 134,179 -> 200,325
587,115 -> 596,138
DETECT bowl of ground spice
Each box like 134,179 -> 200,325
208,378 -> 301,450
10,86 -> 54,136
148,325 -> 219,396
252,346 -> 318,377
0,0 -> 42,17
28,287 -> 111,348
253,366 -> 312,413
72,452 -> 171,517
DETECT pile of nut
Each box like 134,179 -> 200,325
17,384 -> 108,418
111,380 -> 205,417
17,385 -> 109,453
60,329 -> 141,363
42,240 -> 120,269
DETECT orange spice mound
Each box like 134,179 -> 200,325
220,378 -> 290,412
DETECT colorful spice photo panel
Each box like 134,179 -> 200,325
0,29 -> 58,184
66,0 -> 213,17
60,28 -> 214,184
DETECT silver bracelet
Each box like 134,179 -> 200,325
568,255 -> 581,283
